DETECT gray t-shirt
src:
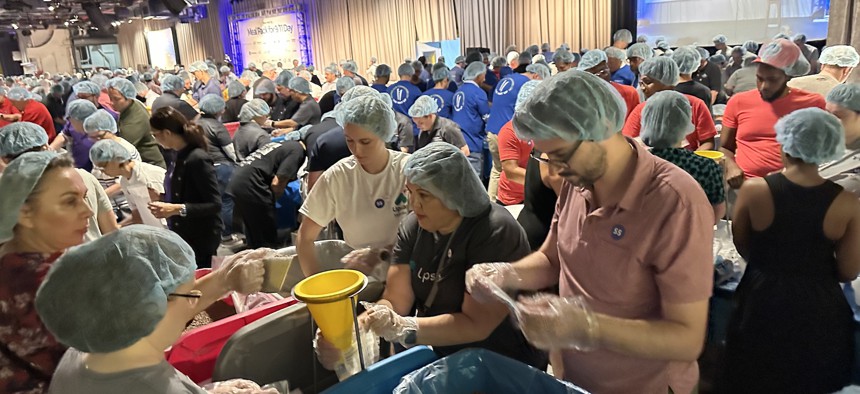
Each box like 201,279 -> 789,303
415,116 -> 466,151
291,96 -> 322,127
394,111 -> 414,150
233,122 -> 271,161
50,349 -> 207,394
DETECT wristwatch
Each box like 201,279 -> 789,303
179,204 -> 187,217
403,328 -> 418,347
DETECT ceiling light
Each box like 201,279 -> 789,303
11,23 -> 18,29
64,21 -> 68,26
48,5 -> 54,11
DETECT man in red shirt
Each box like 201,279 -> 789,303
0,87 -> 21,127
6,87 -> 56,141
577,50 -> 640,120
622,57 -> 717,150
497,80 -> 541,205
720,38 -> 825,188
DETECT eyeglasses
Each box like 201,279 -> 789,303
530,140 -> 583,170
590,68 -> 610,77
168,290 -> 202,299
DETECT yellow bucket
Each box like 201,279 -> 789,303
695,150 -> 725,162
293,269 -> 367,350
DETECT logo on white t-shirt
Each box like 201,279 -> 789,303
430,94 -> 445,112
392,191 -> 408,217
391,86 -> 410,105
374,198 -> 385,208
495,78 -> 514,96
453,92 -> 465,112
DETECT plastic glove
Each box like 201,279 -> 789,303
204,378 -> 279,394
516,293 -> 600,352
218,248 -> 272,294
465,262 -> 521,304
341,248 -> 391,275
313,329 -> 341,371
360,301 -> 417,347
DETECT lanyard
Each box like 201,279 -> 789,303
416,226 -> 459,315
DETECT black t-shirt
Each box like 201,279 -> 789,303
304,117 -> 338,155
222,97 -> 247,123
392,205 -> 546,368
675,81 -> 713,114
318,91 -> 337,117
227,141 -> 304,203
270,95 -> 299,121
197,115 -> 234,164
694,62 -> 722,95
517,154 -> 558,251
307,127 -> 351,172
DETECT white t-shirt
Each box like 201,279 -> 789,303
92,137 -> 141,181
78,169 -> 114,242
120,161 -> 167,228
300,150 -> 410,250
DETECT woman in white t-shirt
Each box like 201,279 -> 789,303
89,139 -> 167,228
83,109 -> 142,219
297,91 -> 410,277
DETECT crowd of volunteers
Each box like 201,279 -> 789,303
0,27 -> 859,394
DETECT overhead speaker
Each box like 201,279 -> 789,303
82,3 -> 111,32
149,0 -> 188,15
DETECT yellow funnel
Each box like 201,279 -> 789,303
695,150 -> 725,162
293,269 -> 367,350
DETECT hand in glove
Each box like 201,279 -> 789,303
465,262 -> 521,304
313,329 -> 342,371
516,293 -> 600,351
204,378 -> 279,394
217,248 -> 273,294
360,302 -> 417,347
341,248 -> 391,275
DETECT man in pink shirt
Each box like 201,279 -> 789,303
721,38 -> 825,188
466,71 -> 714,393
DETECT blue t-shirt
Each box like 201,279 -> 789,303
499,66 -> 514,79
484,66 -> 499,101
421,88 -> 455,119
371,83 -> 388,94
447,80 -> 458,93
611,65 -> 636,86
452,82 -> 491,153
388,81 -> 423,117
485,73 -> 531,135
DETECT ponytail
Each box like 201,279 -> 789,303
150,106 -> 208,150
182,123 -> 208,150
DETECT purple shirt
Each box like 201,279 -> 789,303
62,122 -> 94,172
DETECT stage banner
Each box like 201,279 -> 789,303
236,13 -> 302,69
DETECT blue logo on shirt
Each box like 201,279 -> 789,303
391,86 -> 409,105
430,94 -> 445,112
375,199 -> 385,208
453,92 -> 465,111
495,78 -> 514,96
611,225 -> 625,240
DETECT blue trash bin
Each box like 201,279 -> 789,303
323,346 -> 437,394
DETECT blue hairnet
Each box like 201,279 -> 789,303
404,142 -> 490,217
89,138 -> 132,163
397,63 -> 414,77
627,43 -> 654,60
66,99 -> 98,121
336,94 -> 396,142
227,80 -> 246,99
639,57 -> 679,86
105,77 -> 136,99
577,50 -> 607,70
83,109 -> 118,135
198,94 -> 226,115
713,34 -> 728,44
613,29 -> 633,43
526,63 -> 551,79
0,151 -> 59,243
513,70 -> 626,142
671,46 -> 702,75
792,33 -> 807,44
375,64 -> 392,77
743,40 -> 759,54
526,45 -> 540,57
90,74 -> 108,89
820,45 -> 860,67
134,82 -> 148,95
640,90 -> 694,148
515,80 -> 541,111
491,56 -> 507,69
605,47 -> 627,61
773,33 -> 791,40
288,77 -> 311,94
188,61 -> 208,72
7,86 -> 30,101
336,77 -> 356,96
379,92 -> 393,108
341,85 -> 380,103
432,65 -> 450,82
464,61 -> 486,81
342,60 -> 358,73
0,122 -> 48,157
408,95 -> 438,117
220,66 -> 230,73
710,54 -> 727,64
826,83 -> 860,113
636,34 -> 648,43
161,74 -> 185,92
35,225 -> 196,353
239,99 -> 270,123
275,70 -> 294,87
143,73 -> 153,82
324,64 -> 341,77
73,81 -> 100,96
776,108 -> 844,164
255,79 -> 276,95
697,47 -> 710,60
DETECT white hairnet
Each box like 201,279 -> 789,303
827,83 -> 860,113
506,51 -> 519,65
255,79 -> 276,95
227,80 -> 246,99
491,56 -> 507,69
239,99 -> 270,122
776,108 -> 844,164
90,74 -> 109,89
342,60 -> 358,73
35,225 -> 196,353
432,65 -> 450,82
526,63 -> 551,79
188,61 -> 208,72
105,78 -> 136,99
220,66 -> 230,73
640,90 -> 694,148
712,104 -> 727,117
756,38 -> 810,77
577,50 -> 607,70
375,64 -> 392,78
7,86 -> 30,101
335,94 -> 396,142
671,46 -> 702,75
819,45 -> 860,68
83,109 -> 118,135
463,61 -> 486,81
161,74 -> 184,92
605,47 -> 628,61
408,95 -> 438,118
288,77 -> 311,94
0,151 -> 59,242
613,29 -> 633,44
73,81 -> 100,96
636,34 -> 648,43
397,63 -> 415,77
0,122 -> 48,157
515,80 -> 541,111
713,34 -> 728,44
513,70 -> 626,142
89,138 -> 132,163
403,142 -> 490,217
336,77 -> 356,96
743,40 -> 759,54
134,82 -> 148,95
65,99 -> 98,121
627,43 -> 654,60
341,85 -> 380,103
379,91 -> 393,108
554,49 -> 575,64
731,46 -> 747,57
639,57 -> 679,86
199,94 -> 226,115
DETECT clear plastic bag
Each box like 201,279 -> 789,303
231,292 -> 284,314
202,378 -> 286,393
334,325 -> 380,381
713,220 -> 745,286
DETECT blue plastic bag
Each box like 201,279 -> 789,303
393,349 -> 589,394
